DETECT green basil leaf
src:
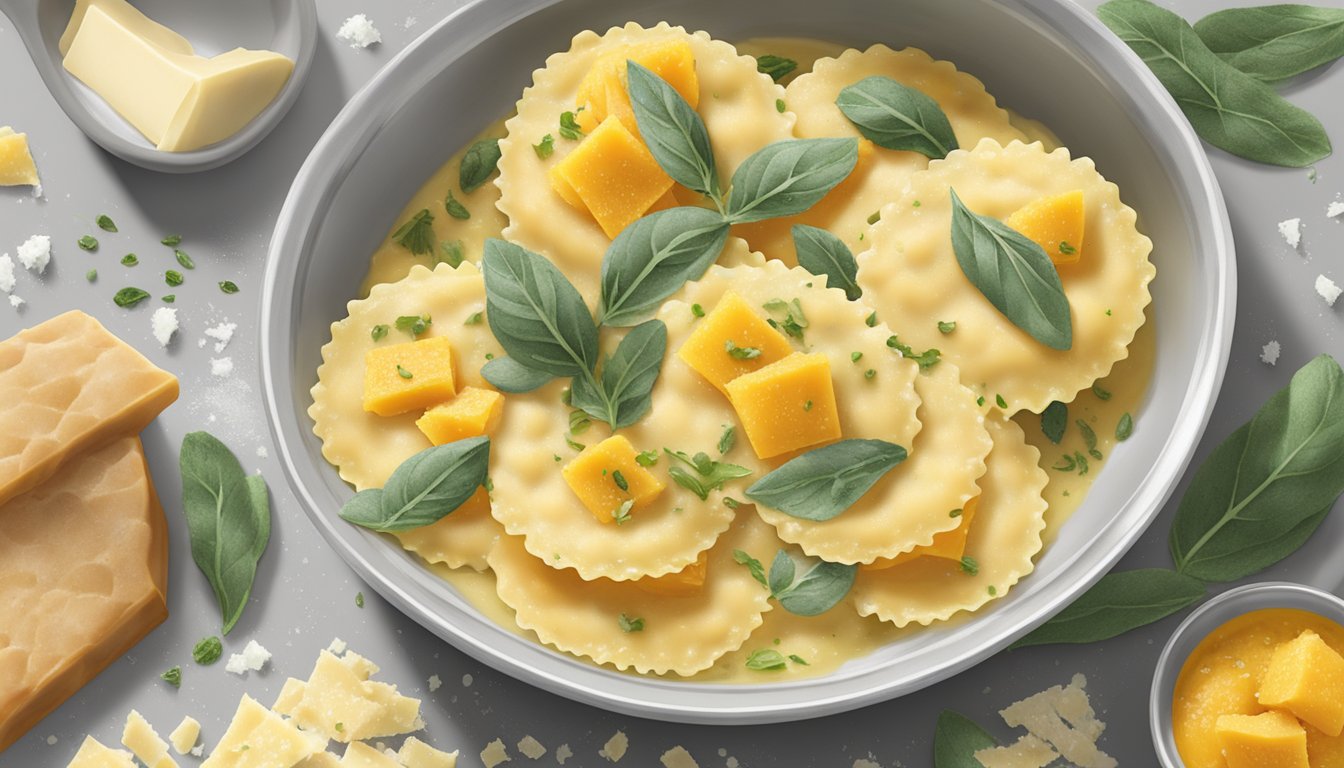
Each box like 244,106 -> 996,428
1099,0 -> 1331,167
1171,354 -> 1344,582
1011,569 -> 1205,648
482,238 -> 599,377
950,188 -> 1072,350
745,648 -> 788,670
746,439 -> 907,521
933,711 -> 998,768
627,61 -> 719,198
775,559 -> 858,616
342,437 -> 490,532
392,208 -> 437,256
724,138 -> 859,224
767,550 -> 795,597
1041,401 -> 1068,444
598,207 -> 731,326
1194,5 -> 1344,83
834,75 -> 958,159
114,287 -> 150,308
792,224 -> 862,300
459,138 -> 502,194
755,54 -> 797,82
482,356 -> 555,393
592,320 -> 667,429
180,432 -> 272,635
193,636 -> 223,665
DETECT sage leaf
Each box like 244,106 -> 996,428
792,224 -> 862,300
1171,354 -> 1344,582
1041,401 -> 1068,444
598,207 -> 731,326
482,238 -> 599,377
1098,0 -> 1331,167
339,437 -> 491,532
768,550 -> 796,597
482,356 -> 555,393
627,61 -> 719,198
747,439 -> 907,521
1011,569 -> 1205,648
1194,5 -> 1344,83
459,138 -> 502,193
180,432 -> 272,635
724,138 -> 859,224
570,320 -> 667,429
755,54 -> 797,82
835,75 -> 958,159
950,188 -> 1072,350
774,557 -> 858,616
933,710 -> 998,768
745,649 -> 788,670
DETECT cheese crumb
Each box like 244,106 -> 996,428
660,746 -> 700,768
0,253 -> 14,292
556,744 -> 573,765
225,639 -> 272,675
46,735 -> 57,746
1327,200 -> 1344,218
1261,340 -> 1281,366
599,731 -> 629,762
427,674 -> 442,692
1317,275 -> 1342,306
327,637 -> 348,655
517,735 -> 547,759
190,744 -> 203,757
1279,217 -> 1303,248
151,307 -> 178,347
168,716 -> 201,755
991,674 -> 1116,768
8,295 -> 23,309
210,357 -> 234,377
256,446 -> 269,459
16,234 -> 51,273
481,738 -> 511,768
976,734 -> 1060,768
203,321 -> 237,353
337,14 -> 382,48
462,673 -> 473,687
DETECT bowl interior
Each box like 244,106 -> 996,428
263,0 -> 1232,723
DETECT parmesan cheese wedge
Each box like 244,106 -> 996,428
67,735 -> 138,767
200,695 -> 326,768
272,649 -> 422,743
0,310 -> 179,508
0,437 -> 168,752
122,710 -> 177,768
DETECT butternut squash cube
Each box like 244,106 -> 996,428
416,387 -> 504,445
868,497 -> 981,570
575,39 -> 699,134
548,116 -> 674,239
362,336 -> 457,417
726,353 -> 841,459
1259,629 -> 1344,736
1215,711 -> 1309,768
562,435 -> 666,524
677,291 -> 794,394
1004,190 -> 1085,265
635,552 -> 708,597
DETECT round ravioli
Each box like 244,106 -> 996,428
851,411 -> 1047,627
734,44 -> 1026,264
756,360 -> 990,565
488,513 -> 777,676
856,138 -> 1155,413
310,262 -> 505,569
496,22 -> 793,304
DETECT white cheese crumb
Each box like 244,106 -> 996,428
203,321 -> 237,353
1318,275 -> 1342,306
852,760 -> 880,768
337,14 -> 382,48
556,744 -> 573,765
481,738 -> 511,768
16,234 -> 51,273
8,295 -> 23,309
210,357 -> 234,377
0,253 -> 14,292
462,673 -> 473,687
996,674 -> 1116,768
225,639 -> 272,675
517,735 -> 546,759
256,446 -> 269,459
1261,340 -> 1281,366
151,307 -> 178,347
1327,200 -> 1344,218
599,731 -> 628,762
46,735 -> 58,746
660,746 -> 700,768
1279,217 -> 1303,248
327,637 -> 348,655
190,744 -> 203,757
404,15 -> 418,28
427,674 -> 442,692
976,734 -> 1059,768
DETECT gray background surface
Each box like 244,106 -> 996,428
2,0 -> 1344,765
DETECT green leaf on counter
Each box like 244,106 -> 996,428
724,138 -> 859,224
174,249 -> 195,270
627,61 -> 720,199
339,437 -> 490,533
113,287 -> 150,308
792,224 -> 862,300
96,214 -> 118,232
747,439 -> 906,521
78,235 -> 98,251
1012,569 -> 1206,648
459,138 -> 502,194
1194,4 -> 1344,83
933,710 -> 998,768
597,207 -> 730,326
835,75 -> 958,159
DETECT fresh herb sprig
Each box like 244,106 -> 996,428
664,449 -> 752,500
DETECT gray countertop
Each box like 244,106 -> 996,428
3,0 -> 1344,765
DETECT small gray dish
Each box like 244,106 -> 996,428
0,0 -> 316,173
1150,582 -> 1344,767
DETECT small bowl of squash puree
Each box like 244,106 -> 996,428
1152,582 -> 1344,768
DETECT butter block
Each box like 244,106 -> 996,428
635,552 -> 707,597
0,437 -> 168,753
1004,190 -> 1085,265
168,716 -> 201,755
122,710 -> 177,768
60,0 -> 193,57
363,336 -> 457,417
156,49 -> 294,153
1215,711 -> 1310,768
1259,629 -> 1344,736
562,435 -> 666,524
399,737 -> 459,768
201,695 -> 326,768
340,743 -> 400,768
0,310 -> 179,509
272,650 -> 422,743
676,291 -> 794,395
548,115 -> 674,238
0,127 -> 40,188
68,736 -> 138,768
726,353 -> 842,459
416,387 -> 504,445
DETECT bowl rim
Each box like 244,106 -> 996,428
260,0 -> 1236,724
1149,582 -> 1344,768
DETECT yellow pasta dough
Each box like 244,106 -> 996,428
734,45 -> 1026,264
856,138 -> 1155,413
851,411 -> 1047,627
495,22 -> 794,304
756,360 -> 990,564
487,513 -> 777,676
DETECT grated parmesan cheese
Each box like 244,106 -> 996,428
992,674 -> 1116,768
660,746 -> 700,768
224,639 -> 271,675
599,731 -> 628,762
1261,341 -> 1281,366
327,637 -> 348,655
481,738 -> 511,768
1327,200 -> 1344,219
0,253 -> 14,292
210,357 -> 234,377
203,321 -> 237,353
1317,275 -> 1342,306
150,307 -> 178,347
8,295 -> 23,309
337,14 -> 382,48
556,744 -> 573,765
517,735 -> 547,760
16,234 -> 50,273
1278,218 -> 1302,248
427,674 -> 442,692
975,734 -> 1059,768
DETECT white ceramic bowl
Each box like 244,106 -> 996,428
1151,583 -> 1344,767
261,0 -> 1235,724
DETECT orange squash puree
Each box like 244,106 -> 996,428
1174,609 -> 1344,768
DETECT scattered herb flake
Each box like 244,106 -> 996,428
568,409 -> 592,435
394,314 -> 432,338
371,324 -> 390,342
559,111 -> 584,140
937,320 -> 957,334
776,98 -> 786,113
86,269 -> 97,282
960,556 -> 980,576
113,287 -> 150,308
733,549 -> 768,587
886,334 -> 941,369
161,234 -> 182,246
565,435 -> 585,452
612,470 -> 629,491
636,449 -> 659,467
219,281 -> 240,294
392,209 -> 436,256
865,369 -> 876,380
763,298 -> 808,341
1059,240 -> 1078,255
192,636 -> 223,665
612,499 -> 634,525
866,210 -> 881,225
162,295 -> 175,303
618,613 -> 644,633
718,424 -> 736,455
174,249 -> 195,270
464,312 -> 483,325
745,648 -> 788,671
996,393 -> 1008,409
1116,412 -> 1134,441
78,235 -> 98,251
397,365 -> 414,380
691,303 -> 705,318
1092,383 -> 1113,401
160,666 -> 182,688
445,191 -> 470,220
356,591 -> 365,608
534,134 -> 555,159
789,654 -> 809,666
1076,419 -> 1103,460
865,310 -> 878,327
96,215 -> 118,232
725,339 -> 762,359
755,54 -> 797,82
121,253 -> 138,266
165,270 -> 183,287
1041,401 -> 1068,444
437,239 -> 466,267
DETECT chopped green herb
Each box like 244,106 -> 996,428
723,497 -> 742,509
395,314 -> 432,338
725,340 -> 762,359
162,295 -> 175,303
444,191 -> 470,220
866,210 -> 881,225
886,335 -> 940,369
913,200 -> 921,208
568,409 -> 592,435
459,138 -> 503,193
86,269 -> 97,282
937,320 -> 957,334
996,393 -> 1008,409
612,499 -> 634,525
960,556 -> 980,576
1116,412 -> 1134,441
788,654 -> 809,666
355,591 -> 365,608
691,303 -> 705,318
534,134 -> 555,159
763,298 -> 808,341
397,365 -> 414,380
192,636 -> 223,665
371,324 -> 390,342
334,723 -> 344,733
78,235 -> 98,251
1092,383 -> 1112,401
988,585 -> 998,596
1076,419 -> 1103,460
976,396 -> 986,407
755,54 -> 797,82
803,400 -> 813,411
565,435 -> 585,452
851,351 -> 863,363
664,448 -> 752,500
464,312 -> 483,325
1105,308 -> 1113,317
718,424 -> 736,455
1052,451 -> 1090,476
636,449 -> 659,467
165,270 -> 183,287
618,613 -> 644,632
113,287 -> 150,308
865,311 -> 878,327
776,98 -> 786,113
484,353 -> 495,360
121,253 -> 138,266
161,234 -> 182,246
1058,241 -> 1078,255
733,549 -> 768,587
435,240 -> 466,269
950,508 -> 963,518
160,666 -> 182,688
864,369 -> 876,380
1041,401 -> 1068,444
219,281 -> 240,294
392,209 -> 436,256
612,470 -> 629,491
174,249 -> 195,270
559,111 -> 584,140
746,648 -> 788,671
97,215 -> 118,232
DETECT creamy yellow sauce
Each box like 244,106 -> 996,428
349,36 -> 1155,683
